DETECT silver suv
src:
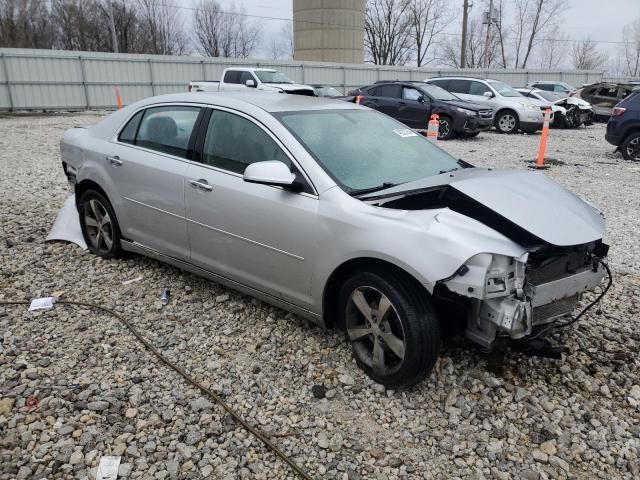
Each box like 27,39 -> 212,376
426,77 -> 544,134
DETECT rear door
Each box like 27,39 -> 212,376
374,84 -> 403,117
103,104 -> 202,259
184,108 -> 319,308
446,79 -> 475,102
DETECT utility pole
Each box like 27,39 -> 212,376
460,0 -> 469,68
483,0 -> 494,68
107,0 -> 119,53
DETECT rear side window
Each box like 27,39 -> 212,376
365,86 -> 380,96
135,106 -> 201,158
448,79 -> 470,94
469,81 -> 491,96
201,110 -> 291,174
428,79 -> 449,89
119,111 -> 143,144
378,84 -> 401,98
223,70 -> 242,84
597,87 -> 618,98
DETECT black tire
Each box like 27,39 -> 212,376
437,115 -> 455,140
621,132 -> 640,161
494,110 -> 519,134
78,189 -> 124,258
339,270 -> 441,388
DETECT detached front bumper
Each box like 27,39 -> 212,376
466,263 -> 607,349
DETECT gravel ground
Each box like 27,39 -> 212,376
1,115 -> 639,480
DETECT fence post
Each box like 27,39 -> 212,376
79,55 -> 90,110
148,58 -> 156,96
201,60 -> 206,81
301,63 -> 305,84
1,53 -> 14,112
341,65 -> 346,92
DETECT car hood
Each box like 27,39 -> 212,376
266,83 -> 314,92
362,168 -> 605,247
556,96 -> 592,108
441,99 -> 489,111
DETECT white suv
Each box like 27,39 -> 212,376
426,77 -> 544,134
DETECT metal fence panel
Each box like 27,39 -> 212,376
0,48 -> 607,111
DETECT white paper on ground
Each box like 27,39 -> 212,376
96,456 -> 121,480
46,194 -> 88,250
29,297 -> 56,311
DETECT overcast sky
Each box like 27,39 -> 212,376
191,0 -> 639,61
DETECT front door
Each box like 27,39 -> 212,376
99,105 -> 202,259
184,108 -> 319,308
399,86 -> 431,128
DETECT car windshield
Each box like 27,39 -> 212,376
255,70 -> 293,84
489,80 -> 521,97
316,86 -> 343,97
536,90 -> 565,101
276,110 -> 460,193
413,83 -> 459,101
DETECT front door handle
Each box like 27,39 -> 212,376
188,179 -> 213,192
107,155 -> 122,166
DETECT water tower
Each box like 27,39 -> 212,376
293,0 -> 365,64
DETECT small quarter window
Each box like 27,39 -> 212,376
135,106 -> 201,158
119,111 -> 143,144
201,110 -> 291,174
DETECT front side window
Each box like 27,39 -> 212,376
553,84 -> 570,93
469,81 -> 492,96
201,110 -> 291,174
277,109 -> 459,192
135,106 -> 201,158
402,87 -> 423,101
535,83 -> 553,91
239,71 -> 255,85
488,81 -> 521,97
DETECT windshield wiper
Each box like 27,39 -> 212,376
349,182 -> 399,197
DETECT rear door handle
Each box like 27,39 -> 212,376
188,179 -> 213,192
107,155 -> 122,166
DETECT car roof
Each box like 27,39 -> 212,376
426,77 -> 498,82
226,67 -> 278,72
130,92 -> 360,113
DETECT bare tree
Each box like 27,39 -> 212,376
138,0 -> 188,55
533,25 -> 567,69
267,23 -> 294,60
620,17 -> 640,76
0,0 -> 54,48
365,0 -> 414,65
571,37 -> 606,70
193,0 -> 260,58
52,1 -> 109,52
440,16 -> 496,68
407,0 -> 452,67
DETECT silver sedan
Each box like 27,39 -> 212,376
60,92 -> 609,387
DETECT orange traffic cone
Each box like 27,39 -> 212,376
426,114 -> 440,143
355,95 -> 363,105
530,108 -> 552,169
115,86 -> 123,110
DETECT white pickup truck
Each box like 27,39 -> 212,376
188,67 -> 316,96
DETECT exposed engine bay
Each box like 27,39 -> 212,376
364,171 -> 609,350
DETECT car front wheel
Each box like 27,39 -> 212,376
437,115 -> 455,140
495,110 -> 519,134
621,132 -> 640,161
340,270 -> 441,388
78,189 -> 123,258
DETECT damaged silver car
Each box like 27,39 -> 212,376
60,93 -> 610,387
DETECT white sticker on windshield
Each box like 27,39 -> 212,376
393,129 -> 418,138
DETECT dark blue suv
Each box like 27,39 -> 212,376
606,91 -> 640,160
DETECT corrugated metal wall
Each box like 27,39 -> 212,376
0,48 -> 611,111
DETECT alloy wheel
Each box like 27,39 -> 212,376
498,114 -> 516,132
84,199 -> 114,254
438,118 -> 451,139
345,286 -> 406,376
626,137 -> 640,161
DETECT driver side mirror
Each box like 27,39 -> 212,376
418,95 -> 426,103
245,79 -> 256,88
483,91 -> 494,98
243,161 -> 298,189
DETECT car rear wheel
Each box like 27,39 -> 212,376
621,133 -> 640,161
437,115 -> 455,140
339,270 -> 440,388
495,110 -> 519,134
78,189 -> 123,258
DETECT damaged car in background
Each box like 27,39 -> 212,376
60,93 -> 611,387
516,87 -> 594,128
